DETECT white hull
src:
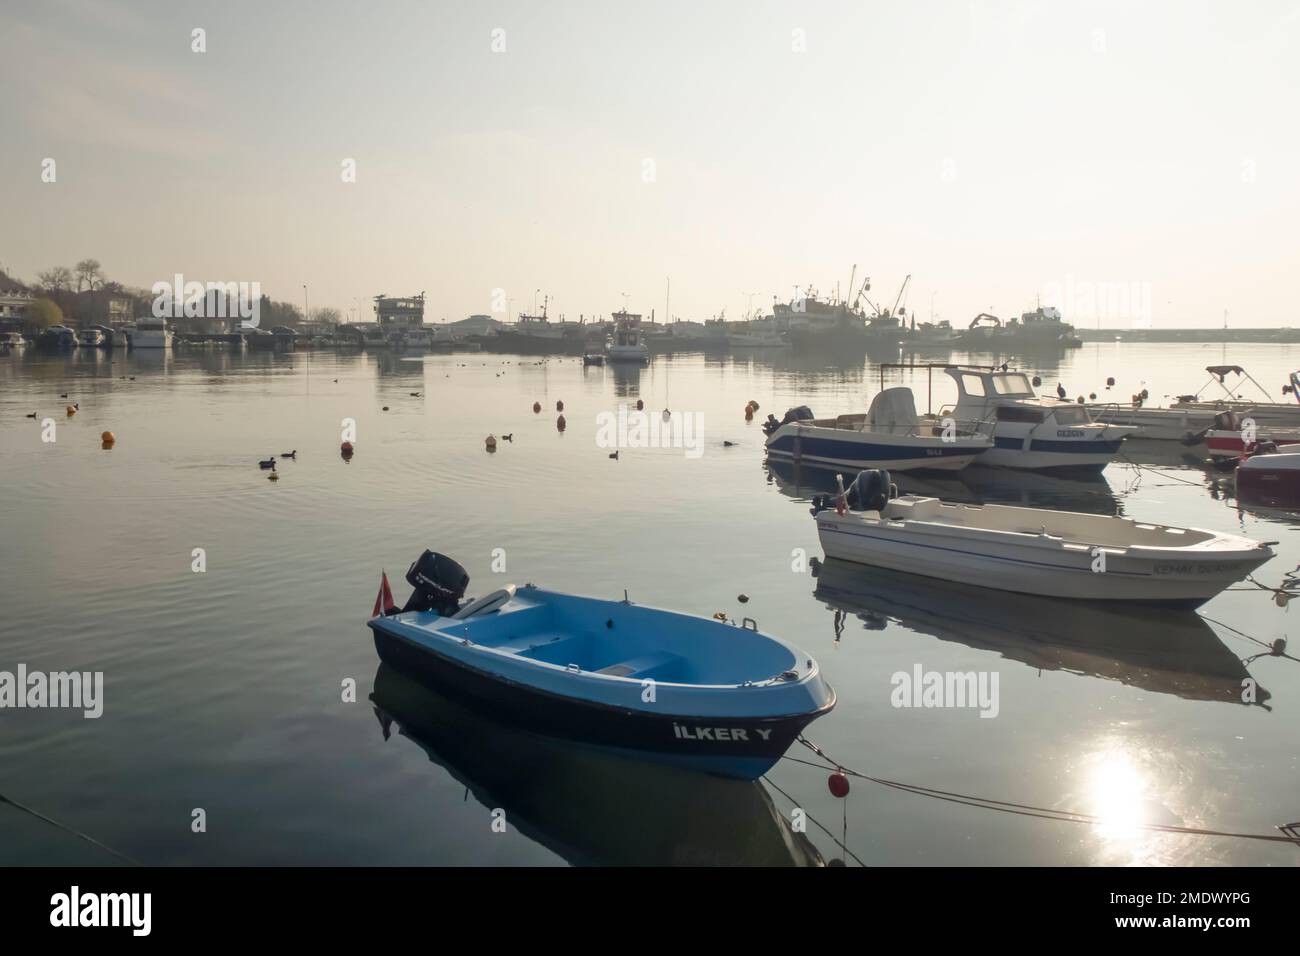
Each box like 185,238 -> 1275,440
606,345 -> 648,362
1090,406 -> 1214,440
816,496 -> 1272,607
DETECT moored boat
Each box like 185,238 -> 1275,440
764,387 -> 992,472
812,469 -> 1273,608
924,365 -> 1136,472
1171,365 -> 1300,427
367,552 -> 835,780
605,311 -> 649,362
1236,449 -> 1300,506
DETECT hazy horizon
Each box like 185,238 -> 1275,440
2,0 -> 1298,328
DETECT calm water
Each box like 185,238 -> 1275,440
2,341 -> 1298,866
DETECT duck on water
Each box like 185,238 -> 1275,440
367,551 -> 835,780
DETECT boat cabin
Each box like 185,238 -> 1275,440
945,367 -> 1093,425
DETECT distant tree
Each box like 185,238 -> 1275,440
311,306 -> 342,327
37,266 -> 74,293
26,297 -> 63,333
74,259 -> 103,292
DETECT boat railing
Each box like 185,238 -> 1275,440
929,406 -> 996,439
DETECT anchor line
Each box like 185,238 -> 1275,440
0,790 -> 141,865
789,737 -> 1300,846
1115,456 -> 1211,488
760,775 -> 867,868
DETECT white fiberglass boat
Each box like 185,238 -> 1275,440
812,469 -> 1273,608
764,388 -> 992,472
925,366 -> 1136,472
1171,366 -> 1300,427
1088,404 -> 1215,441
132,316 -> 172,349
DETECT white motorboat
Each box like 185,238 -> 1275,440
132,316 -> 172,349
76,327 -> 105,348
924,366 -> 1136,471
605,312 -> 648,363
1088,403 -> 1215,441
813,469 -> 1273,607
764,388 -> 992,472
1171,365 -> 1300,427
0,331 -> 25,351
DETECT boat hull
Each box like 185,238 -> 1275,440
980,434 -> 1127,472
766,424 -> 989,472
816,507 -> 1271,608
369,618 -> 832,780
1090,406 -> 1212,440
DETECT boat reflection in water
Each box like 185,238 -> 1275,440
811,559 -> 1269,707
369,663 -> 825,866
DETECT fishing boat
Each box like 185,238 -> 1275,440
605,311 -> 649,362
763,387 -> 992,472
367,552 -> 835,780
812,469 -> 1273,607
924,365 -> 1136,472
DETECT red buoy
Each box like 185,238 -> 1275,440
533,401 -> 541,413
556,400 -> 564,412
828,772 -> 850,798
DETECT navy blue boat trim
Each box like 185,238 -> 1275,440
767,433 -> 983,462
993,436 -> 1124,454
367,622 -> 834,771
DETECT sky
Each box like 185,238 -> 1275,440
1,0 -> 1298,328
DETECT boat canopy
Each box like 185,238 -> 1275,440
867,387 -> 920,434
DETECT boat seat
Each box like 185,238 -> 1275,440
490,632 -> 569,655
595,651 -> 683,680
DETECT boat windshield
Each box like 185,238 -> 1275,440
991,373 -> 1034,396
1052,405 -> 1092,425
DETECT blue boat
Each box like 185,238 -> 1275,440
763,387 -> 993,472
368,552 -> 835,780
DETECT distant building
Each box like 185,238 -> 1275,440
447,314 -> 503,335
0,272 -> 35,325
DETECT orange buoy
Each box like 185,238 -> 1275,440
635,399 -> 644,411
556,414 -> 566,431
533,401 -> 541,413
556,400 -> 564,412
100,431 -> 115,443
744,406 -> 754,420
341,440 -> 354,452
66,405 -> 76,416
485,435 -> 498,450
828,772 -> 850,798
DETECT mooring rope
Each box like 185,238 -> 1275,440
789,737 -> 1300,846
0,791 -> 140,865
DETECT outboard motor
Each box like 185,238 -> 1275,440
402,551 -> 470,615
764,405 -> 814,437
845,469 -> 897,512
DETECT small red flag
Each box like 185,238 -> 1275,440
372,570 -> 397,617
